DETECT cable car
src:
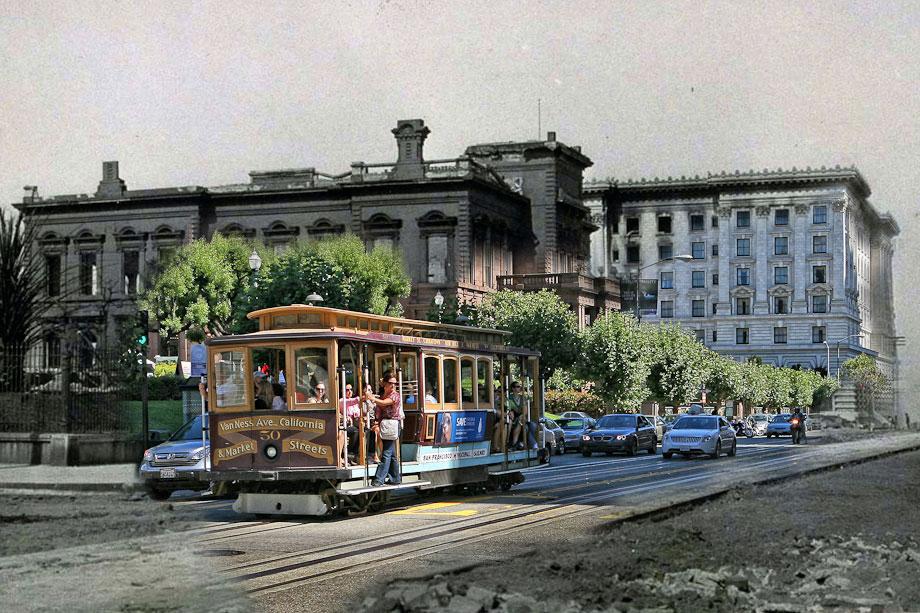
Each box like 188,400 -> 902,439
204,304 -> 544,516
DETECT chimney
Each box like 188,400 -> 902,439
96,161 -> 126,198
391,119 -> 430,180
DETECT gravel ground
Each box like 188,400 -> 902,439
0,490 -> 205,557
364,433 -> 920,612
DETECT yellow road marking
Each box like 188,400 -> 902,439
391,501 -> 479,517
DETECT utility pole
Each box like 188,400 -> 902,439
137,310 -> 150,451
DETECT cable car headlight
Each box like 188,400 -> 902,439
264,445 -> 279,460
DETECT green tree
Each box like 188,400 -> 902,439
841,354 -> 889,424
576,312 -> 652,409
735,361 -> 770,413
646,323 -> 713,410
762,367 -> 794,410
476,289 -> 579,378
141,234 -> 259,342
239,235 -> 411,330
703,355 -> 744,413
0,210 -> 44,347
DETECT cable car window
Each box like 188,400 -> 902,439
461,358 -> 475,405
293,347 -> 331,407
443,357 -> 459,406
400,353 -> 419,411
214,350 -> 246,409
250,346 -> 287,411
477,359 -> 492,407
424,356 -> 440,407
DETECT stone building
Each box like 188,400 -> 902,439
584,167 -> 901,421
16,120 -> 618,361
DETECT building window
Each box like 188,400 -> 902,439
736,238 -> 751,257
483,232 -> 493,286
712,330 -> 718,343
712,273 -> 719,286
661,301 -> 674,318
658,216 -> 672,234
813,265 -> 827,284
737,210 -> 751,228
660,271 -> 674,289
813,205 -> 827,224
712,244 -> 719,257
692,300 -> 705,317
812,295 -> 828,313
694,329 -> 705,342
658,244 -> 673,260
612,217 -> 619,234
690,214 -> 705,231
612,249 -> 620,262
774,236 -> 789,255
775,209 -> 789,226
426,235 -> 451,283
691,242 -> 705,259
626,217 -> 639,233
735,297 -> 751,315
812,326 -> 826,344
711,215 -> 719,228
79,252 -> 98,296
736,267 -> 750,286
736,328 -> 750,344
712,302 -> 718,314
45,254 -> 61,297
43,332 -> 61,369
774,327 -> 788,344
626,245 -> 640,263
774,296 -> 788,314
774,266 -> 788,285
813,235 -> 828,254
691,270 -> 705,288
123,251 -> 140,296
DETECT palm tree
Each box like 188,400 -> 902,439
0,209 -> 44,391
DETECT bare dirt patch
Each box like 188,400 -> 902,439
364,444 -> 920,612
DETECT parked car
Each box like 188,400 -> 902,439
766,413 -> 794,437
541,417 -> 566,454
139,414 -> 210,500
662,414 -> 680,435
581,413 -> 657,457
560,411 -> 593,420
750,414 -> 770,436
557,417 -> 596,450
662,415 -> 737,459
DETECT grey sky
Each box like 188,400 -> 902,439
2,1 -> 918,380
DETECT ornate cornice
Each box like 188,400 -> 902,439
795,203 -> 810,215
755,205 -> 771,217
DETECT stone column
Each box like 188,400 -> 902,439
672,209 -> 690,318
792,203 -> 809,313
831,200 -> 847,311
753,205 -> 770,314
716,206 -> 731,315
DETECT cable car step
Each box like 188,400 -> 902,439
337,481 -> 431,495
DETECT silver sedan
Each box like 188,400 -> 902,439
661,415 -> 736,459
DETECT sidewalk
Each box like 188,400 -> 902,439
0,463 -> 141,492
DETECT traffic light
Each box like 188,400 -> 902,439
137,310 -> 149,346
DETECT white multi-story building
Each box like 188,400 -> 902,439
585,167 -> 900,419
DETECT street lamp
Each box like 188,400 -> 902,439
305,292 -> 324,305
832,333 -> 864,381
434,290 -> 444,324
633,254 -> 693,321
248,250 -> 262,273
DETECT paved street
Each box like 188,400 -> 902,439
175,434 -> 916,612
3,433 -> 918,612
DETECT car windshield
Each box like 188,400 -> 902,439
597,415 -> 635,428
771,414 -> 791,423
544,419 -> 559,429
558,419 -> 587,430
753,415 -> 768,422
169,415 -> 207,441
672,417 -> 716,430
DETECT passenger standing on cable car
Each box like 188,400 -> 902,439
368,375 -> 402,486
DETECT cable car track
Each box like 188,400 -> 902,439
217,450 -> 805,596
